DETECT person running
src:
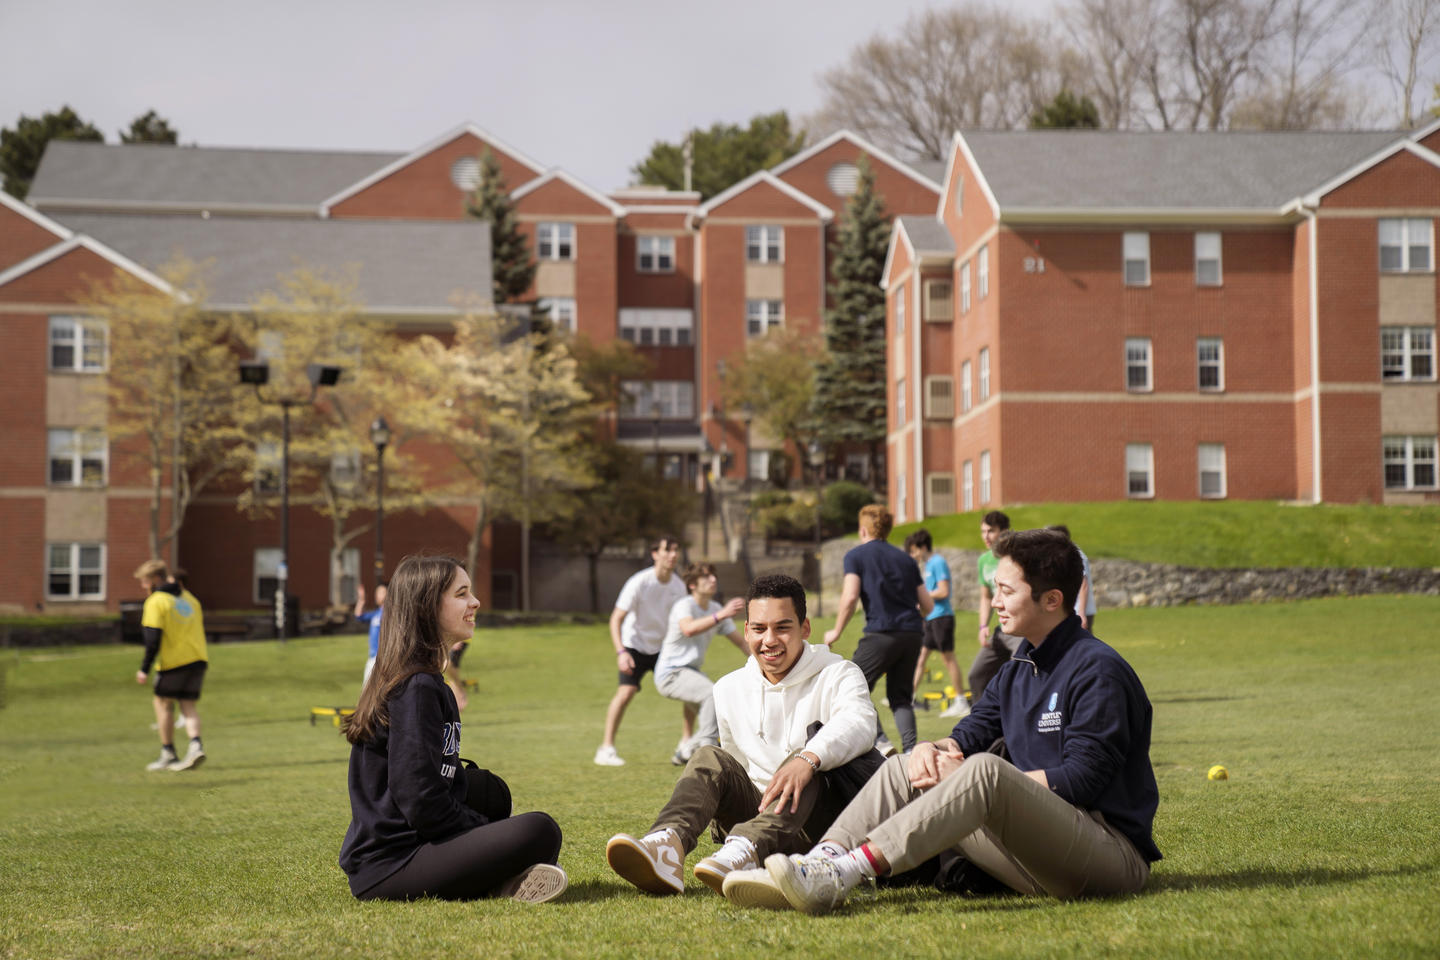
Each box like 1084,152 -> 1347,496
133,559 -> 209,772
595,535 -> 688,767
824,505 -> 933,755
655,562 -> 746,765
339,555 -> 565,903
354,580 -> 387,689
969,510 -> 1022,702
904,529 -> 970,720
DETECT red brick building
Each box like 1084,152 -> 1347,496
883,125 -> 1440,521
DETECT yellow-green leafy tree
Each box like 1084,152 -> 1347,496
721,324 -> 827,484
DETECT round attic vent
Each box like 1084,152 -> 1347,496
826,162 -> 860,196
450,156 -> 481,191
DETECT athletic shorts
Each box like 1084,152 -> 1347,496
154,660 -> 207,701
617,648 -> 660,688
922,615 -> 956,652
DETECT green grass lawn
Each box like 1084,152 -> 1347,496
3,597 -> 1438,959
892,500 -> 1440,568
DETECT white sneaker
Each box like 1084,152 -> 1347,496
721,866 -> 793,909
874,734 -> 897,757
693,838 -> 758,895
606,831 -> 686,895
170,743 -> 205,771
497,863 -> 568,903
939,699 -> 971,719
594,745 -> 626,767
765,853 -> 850,915
145,751 -> 178,771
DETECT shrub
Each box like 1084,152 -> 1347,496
821,480 -> 877,536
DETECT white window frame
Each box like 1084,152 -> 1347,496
254,547 -> 283,604
895,286 -> 906,338
923,279 -> 953,321
896,376 -> 907,426
979,450 -> 992,504
927,472 -> 956,515
978,245 -> 989,299
1198,443 -> 1227,499
1126,337 -> 1153,392
745,299 -> 784,338
330,449 -> 361,491
47,428 -> 107,487
540,297 -> 577,333
924,375 -> 954,419
636,235 -> 675,273
49,316 -> 106,373
1126,443 -> 1154,498
536,222 -> 575,261
978,348 -> 991,401
46,542 -> 106,601
1379,218 -> 1433,273
1195,232 -> 1222,286
1383,435 -> 1438,490
335,547 -> 361,606
1197,337 -> 1225,391
961,460 -> 974,512
961,360 -> 973,412
1124,232 -> 1150,286
745,225 -> 783,263
1380,326 -> 1435,382
959,261 -> 971,313
619,308 -> 691,345
620,380 -> 695,419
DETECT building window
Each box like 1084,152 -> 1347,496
923,279 -> 953,321
979,450 -> 992,504
897,471 -> 908,522
255,442 -> 281,495
924,376 -> 954,419
49,316 -> 107,372
1126,338 -> 1152,392
1198,443 -> 1226,498
621,380 -> 695,419
540,297 -> 577,333
896,286 -> 906,338
254,547 -> 282,604
978,245 -> 989,298
330,450 -> 361,491
336,547 -> 361,606
896,377 -> 907,426
619,308 -> 691,345
48,428 -> 107,487
978,348 -> 991,401
1126,443 -> 1154,498
47,542 -> 105,600
927,473 -> 955,515
1124,232 -> 1150,286
1383,435 -> 1438,490
745,300 -> 784,337
827,163 -> 860,196
1379,218 -> 1432,273
961,460 -> 974,511
1195,232 -> 1222,286
637,235 -> 675,273
1198,337 -> 1224,391
960,262 -> 971,313
1380,327 -> 1435,381
537,222 -> 575,261
845,453 -> 869,482
746,225 -> 783,263
961,360 -> 973,412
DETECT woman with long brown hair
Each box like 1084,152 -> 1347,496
338,555 -> 565,902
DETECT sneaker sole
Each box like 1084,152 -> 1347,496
766,854 -> 842,916
721,869 -> 792,909
501,863 -> 568,903
692,860 -> 730,896
594,753 -> 626,767
171,754 -> 205,772
606,836 -> 683,895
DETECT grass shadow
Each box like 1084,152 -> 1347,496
557,878 -> 642,904
1151,861 -> 1437,893
220,756 -> 348,772
1150,695 -> 1251,704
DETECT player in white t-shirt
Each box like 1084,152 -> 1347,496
656,562 -> 746,766
595,536 -> 688,767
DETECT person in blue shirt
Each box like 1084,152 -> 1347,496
354,581 -> 387,689
904,529 -> 970,720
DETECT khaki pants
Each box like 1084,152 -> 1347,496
824,752 -> 1150,899
655,667 -> 718,747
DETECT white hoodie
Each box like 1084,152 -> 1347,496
713,642 -> 878,790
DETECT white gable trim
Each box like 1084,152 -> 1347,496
0,190 -> 74,240
880,219 -> 917,291
695,171 -> 834,221
318,122 -> 547,215
939,133 -> 1000,221
768,129 -> 943,194
0,235 -> 177,297
1300,138 -> 1440,207
509,168 -> 627,217
1408,116 -> 1440,143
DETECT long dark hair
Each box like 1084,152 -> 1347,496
344,555 -> 462,744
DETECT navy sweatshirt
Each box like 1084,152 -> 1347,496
949,614 -> 1162,863
338,672 -> 483,895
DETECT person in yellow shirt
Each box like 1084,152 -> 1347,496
132,559 -> 209,771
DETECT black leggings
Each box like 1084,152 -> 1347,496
357,812 -> 563,901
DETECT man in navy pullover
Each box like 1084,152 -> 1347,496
762,527 -> 1161,914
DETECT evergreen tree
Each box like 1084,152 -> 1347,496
1029,89 -> 1101,129
1,105 -> 102,199
465,149 -> 536,304
814,155 -> 890,486
121,110 -> 179,144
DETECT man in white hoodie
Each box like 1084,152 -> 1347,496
605,574 -> 881,904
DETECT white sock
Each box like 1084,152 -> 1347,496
808,840 -> 848,860
642,827 -> 679,846
829,849 -> 876,891
718,834 -> 758,865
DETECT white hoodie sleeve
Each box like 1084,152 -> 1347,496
802,660 -> 878,770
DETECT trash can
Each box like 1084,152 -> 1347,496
118,600 -> 145,644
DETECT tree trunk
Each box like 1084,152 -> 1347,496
587,551 -> 600,614
466,502 -> 489,590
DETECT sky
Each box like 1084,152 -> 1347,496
0,0 -> 1060,192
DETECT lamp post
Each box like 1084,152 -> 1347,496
739,404 -> 754,582
809,440 -> 825,618
369,415 -> 391,586
239,361 -> 343,642
700,439 -> 713,558
651,407 -> 662,479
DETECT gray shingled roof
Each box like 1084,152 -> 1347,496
897,215 -> 955,255
962,130 -> 1404,210
55,213 -> 491,312
29,141 -> 403,212
909,159 -> 947,186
